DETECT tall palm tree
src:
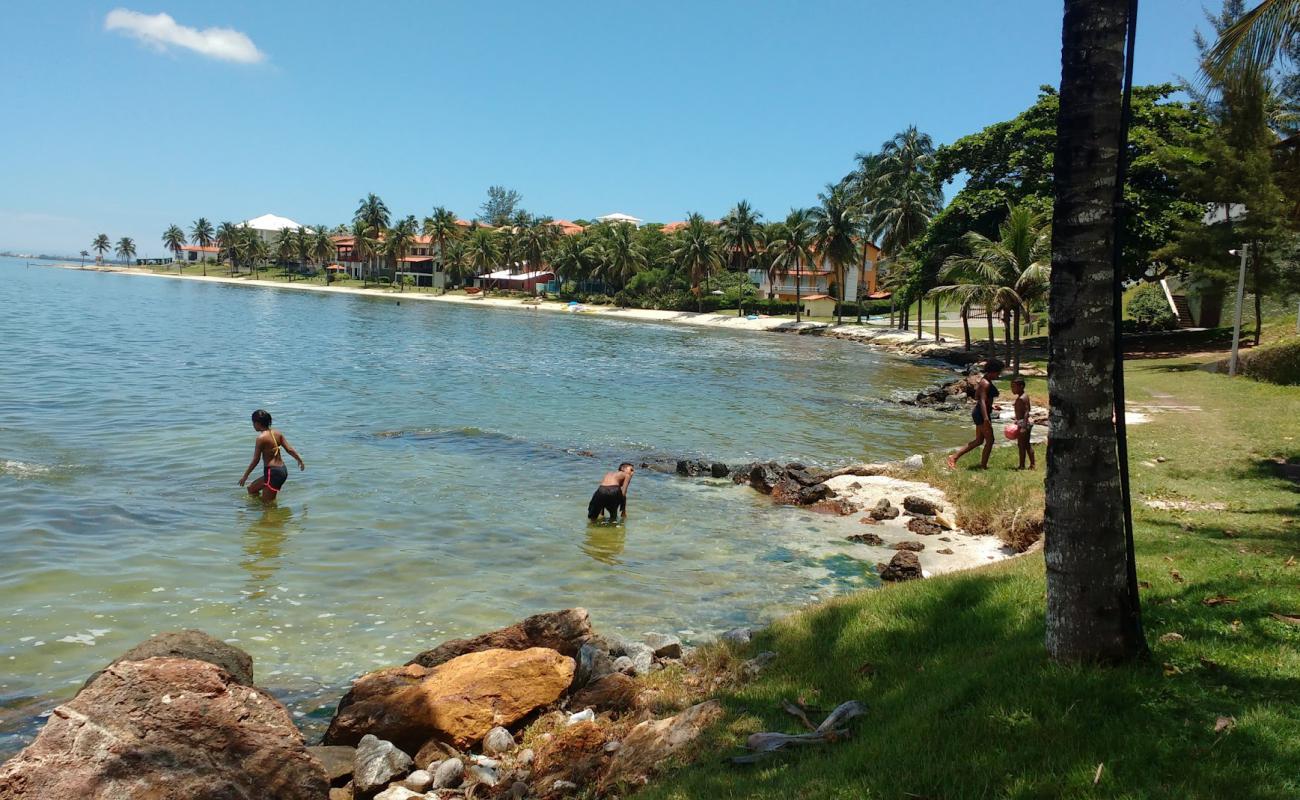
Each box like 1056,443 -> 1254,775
245,231 -> 269,279
162,224 -> 187,273
384,218 -> 416,291
276,227 -> 297,278
216,222 -> 240,275
190,218 -> 214,276
720,201 -> 763,316
767,209 -> 815,323
811,184 -> 862,324
517,216 -> 559,277
933,206 -> 1050,370
548,234 -> 595,288
423,206 -> 461,293
92,234 -> 110,264
441,237 -> 471,289
599,223 -> 648,291
671,213 -> 723,312
311,227 -> 335,283
78,249 -> 89,268
468,227 -> 501,292
351,220 -> 378,287
1045,0 -> 1146,664
355,194 -> 390,282
115,237 -> 136,266
1205,0 -> 1300,80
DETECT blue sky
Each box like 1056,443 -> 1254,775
2,1 -> 1215,255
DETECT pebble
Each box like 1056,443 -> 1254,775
468,764 -> 500,787
603,740 -> 622,753
431,757 -> 464,789
567,708 -> 595,725
642,632 -> 683,660
400,769 -> 432,792
517,748 -> 535,767
612,655 -> 635,674
483,726 -> 515,755
373,787 -> 423,800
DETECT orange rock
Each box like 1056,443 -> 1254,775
326,648 -> 575,752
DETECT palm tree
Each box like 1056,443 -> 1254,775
115,237 -> 136,266
441,237 -> 471,289
276,227 -> 297,278
311,227 -> 335,283
351,220 -> 378,287
811,184 -> 862,324
548,234 -> 595,288
932,206 -> 1050,370
423,207 -> 461,293
245,231 -> 269,279
78,249 -> 89,268
767,209 -> 815,323
599,223 -> 647,291
216,222 -> 240,275
1045,0 -> 1146,664
190,218 -> 214,276
720,201 -> 763,316
355,194 -> 390,282
671,213 -> 723,312
1205,0 -> 1300,80
162,224 -> 187,273
384,218 -> 416,291
92,234 -> 110,264
516,216 -> 559,279
468,227 -> 501,292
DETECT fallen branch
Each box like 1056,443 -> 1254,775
731,700 -> 867,764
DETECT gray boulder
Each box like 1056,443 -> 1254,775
573,641 -> 615,690
354,734 -> 413,794
721,627 -> 752,646
643,632 -> 683,660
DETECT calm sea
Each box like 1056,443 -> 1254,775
0,257 -> 963,752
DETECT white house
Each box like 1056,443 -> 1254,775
241,214 -> 311,245
177,244 -> 220,263
595,212 -> 643,227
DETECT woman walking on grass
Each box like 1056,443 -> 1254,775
947,359 -> 1004,470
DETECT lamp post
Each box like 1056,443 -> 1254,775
1228,246 -> 1248,377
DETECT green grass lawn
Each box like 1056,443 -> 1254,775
637,359 -> 1300,800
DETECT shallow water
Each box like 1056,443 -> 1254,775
0,257 -> 964,752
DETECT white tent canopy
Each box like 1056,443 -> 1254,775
595,212 -> 642,226
242,213 -> 311,232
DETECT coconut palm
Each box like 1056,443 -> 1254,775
767,209 -> 815,323
384,218 -> 417,291
115,237 -> 136,266
671,213 -> 724,312
162,224 -> 186,273
78,249 -> 89,268
354,194 -> 390,281
548,234 -> 596,287
216,222 -> 240,274
351,220 -> 378,286
276,227 -> 298,277
92,234 -> 110,264
811,184 -> 862,324
245,231 -> 269,279
1205,0 -> 1300,80
441,237 -> 471,289
935,206 -> 1050,372
468,227 -> 501,291
598,223 -> 648,291
311,227 -> 335,283
719,200 -> 762,272
189,218 -> 214,276
423,207 -> 462,293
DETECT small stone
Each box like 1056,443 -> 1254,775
933,513 -> 957,530
743,651 -> 777,677
907,517 -> 944,536
721,627 -> 752,646
483,726 -> 515,755
902,454 -> 924,470
937,548 -> 954,555
470,755 -> 500,769
903,495 -> 944,515
604,741 -> 623,753
374,787 -> 423,800
401,769 -> 433,792
612,655 -> 634,674
431,757 -> 464,789
517,748 -> 535,767
329,788 -> 353,800
468,764 -> 500,787
624,641 -> 655,675
416,738 -> 458,769
848,532 -> 884,546
1156,456 -> 1168,463
642,632 -> 683,660
893,541 -> 925,552
567,708 -> 596,725
510,779 -> 530,798
1159,632 -> 1184,644
553,780 -> 578,792
354,734 -> 413,794
938,536 -> 953,542
870,498 -> 900,521
574,642 -> 615,689
710,462 -> 730,478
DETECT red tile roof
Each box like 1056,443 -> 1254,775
180,245 -> 219,252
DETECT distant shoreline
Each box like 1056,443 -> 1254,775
32,261 -> 974,364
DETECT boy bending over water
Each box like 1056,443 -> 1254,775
588,463 -> 634,522
239,409 -> 305,502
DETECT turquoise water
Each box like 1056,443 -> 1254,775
0,257 -> 963,752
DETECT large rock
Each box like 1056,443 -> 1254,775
742,462 -> 782,494
353,734 -> 413,794
830,463 -> 891,478
907,517 -> 944,536
903,495 -> 945,515
784,467 -> 829,487
573,641 -> 615,690
0,657 -> 326,800
869,498 -> 900,521
83,629 -> 254,690
642,633 -> 682,660
878,551 -> 923,582
602,700 -> 723,788
327,647 -> 576,752
893,540 -> 925,552
308,745 -> 358,784
569,672 -> 639,712
409,608 -> 592,669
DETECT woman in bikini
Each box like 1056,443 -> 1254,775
239,409 -> 305,502
947,359 -> 1004,470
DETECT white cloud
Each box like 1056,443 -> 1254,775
104,8 -> 265,64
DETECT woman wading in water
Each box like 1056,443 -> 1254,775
239,409 -> 305,502
947,359 -> 1004,470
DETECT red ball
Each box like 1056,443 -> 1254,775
1003,423 -> 1021,441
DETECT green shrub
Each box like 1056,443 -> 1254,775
1127,283 -> 1178,331
1241,336 -> 1300,385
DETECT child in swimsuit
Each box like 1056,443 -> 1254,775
947,359 -> 1004,470
1011,378 -> 1036,470
239,409 -> 305,502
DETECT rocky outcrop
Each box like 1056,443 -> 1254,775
327,647 -> 576,752
0,657 -> 326,800
82,628 -> 254,690
877,551 -> 923,582
603,700 -> 723,788
408,608 -> 592,668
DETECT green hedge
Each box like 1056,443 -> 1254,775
1241,336 -> 1300,385
1127,283 -> 1178,331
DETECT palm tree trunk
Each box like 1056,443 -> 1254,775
915,296 -> 923,339
962,307 -> 971,351
795,268 -> 802,323
1252,255 -> 1262,346
933,296 -> 940,341
1045,0 -> 1145,664
986,307 -> 996,358
1013,306 -> 1022,374
889,298 -> 896,328
1003,310 -> 1013,364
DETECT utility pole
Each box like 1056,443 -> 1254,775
1228,246 -> 1248,377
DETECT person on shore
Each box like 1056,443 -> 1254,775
588,463 -> 634,522
947,359 -> 1004,470
1011,378 -> 1036,470
239,409 -> 305,502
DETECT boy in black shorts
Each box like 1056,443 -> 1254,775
588,463 -> 634,522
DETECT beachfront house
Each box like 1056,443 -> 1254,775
594,212 -> 643,227
177,244 -> 219,263
752,240 -> 885,316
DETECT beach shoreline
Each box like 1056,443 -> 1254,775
41,261 -> 975,364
